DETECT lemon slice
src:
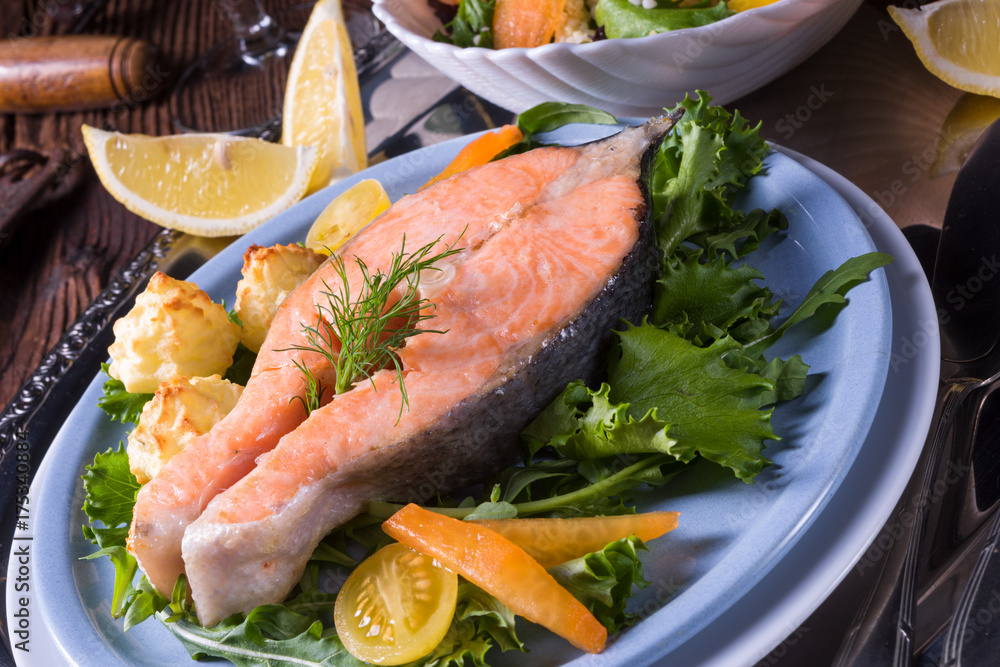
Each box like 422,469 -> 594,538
83,126 -> 319,237
306,178 -> 390,253
931,93 -> 1000,177
889,0 -> 1000,97
282,0 -> 367,194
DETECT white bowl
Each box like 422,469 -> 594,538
372,0 -> 862,117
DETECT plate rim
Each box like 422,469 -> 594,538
662,146 -> 939,666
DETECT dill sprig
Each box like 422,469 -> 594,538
284,234 -> 462,417
288,360 -> 329,416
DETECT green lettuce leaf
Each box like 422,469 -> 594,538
609,324 -> 777,481
415,583 -> 525,667
549,536 -> 649,634
595,0 -> 733,39
522,381 -> 677,461
225,342 -> 258,386
496,102 -> 619,160
433,0 -> 495,48
97,363 -> 153,424
81,443 -> 141,548
652,249 -> 780,347
651,91 -> 769,258
80,444 -> 161,620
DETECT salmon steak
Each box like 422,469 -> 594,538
128,114 -> 678,626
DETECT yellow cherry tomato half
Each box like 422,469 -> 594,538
334,542 -> 458,665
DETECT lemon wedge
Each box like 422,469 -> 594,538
932,93 -> 1000,177
306,178 -> 390,253
82,125 -> 319,237
282,0 -> 366,194
889,0 -> 1000,98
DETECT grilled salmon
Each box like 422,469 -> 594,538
129,114 -> 677,624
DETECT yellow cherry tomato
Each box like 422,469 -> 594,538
334,542 -> 458,665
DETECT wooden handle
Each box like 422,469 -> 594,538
0,35 -> 163,113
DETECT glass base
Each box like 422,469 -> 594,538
168,4 -> 314,139
169,32 -> 299,139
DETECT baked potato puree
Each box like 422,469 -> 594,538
234,243 -> 325,353
108,272 -> 240,393
127,375 -> 243,484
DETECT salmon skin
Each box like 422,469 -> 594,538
130,113 -> 678,626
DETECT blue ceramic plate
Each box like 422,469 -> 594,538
26,126 -> 892,666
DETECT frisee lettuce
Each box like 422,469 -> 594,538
549,536 -> 649,634
521,91 -> 891,484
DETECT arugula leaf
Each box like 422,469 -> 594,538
743,252 -> 894,356
82,546 -> 137,617
123,576 -> 168,631
549,536 -> 648,634
97,363 -> 153,424
609,324 -> 777,481
434,0 -> 495,48
162,605 -> 360,667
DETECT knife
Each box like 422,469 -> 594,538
835,118 -> 1000,666
919,119 -> 1000,666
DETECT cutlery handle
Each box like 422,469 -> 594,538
834,378 -> 982,667
0,35 -> 162,113
939,459 -> 1000,663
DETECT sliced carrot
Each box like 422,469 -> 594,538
493,0 -> 567,49
471,511 -> 679,568
383,503 -> 608,654
420,125 -> 523,189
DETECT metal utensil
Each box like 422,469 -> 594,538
924,119 -> 1000,666
835,118 -> 1000,666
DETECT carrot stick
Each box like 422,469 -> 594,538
420,125 -> 523,189
472,511 -> 679,568
383,503 -> 608,654
493,0 -> 567,49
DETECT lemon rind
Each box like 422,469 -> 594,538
889,2 -> 1000,98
